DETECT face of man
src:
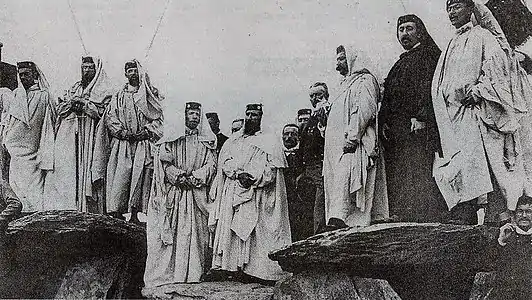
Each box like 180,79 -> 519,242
282,126 -> 299,149
515,204 -> 532,231
18,68 -> 36,90
398,21 -> 420,51
125,67 -> 140,87
447,2 -> 472,29
185,109 -> 201,130
81,62 -> 96,87
297,114 -> 311,130
336,51 -> 349,76
231,120 -> 244,133
207,117 -> 220,134
244,109 -> 262,135
309,87 -> 327,108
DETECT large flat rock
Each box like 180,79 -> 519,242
269,223 -> 498,275
0,210 -> 146,299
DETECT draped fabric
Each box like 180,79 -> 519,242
208,131 -> 291,281
43,57 -> 113,212
323,46 -> 388,227
92,80 -> 163,214
144,135 -> 216,285
432,22 -> 528,214
2,84 -> 56,212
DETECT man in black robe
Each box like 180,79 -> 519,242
379,14 -> 446,223
302,82 -> 329,233
282,123 -> 313,241
206,112 -> 228,152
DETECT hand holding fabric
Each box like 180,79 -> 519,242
237,172 -> 255,189
498,222 -> 516,246
343,133 -> 359,154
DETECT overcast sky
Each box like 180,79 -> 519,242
1,0 -> 531,134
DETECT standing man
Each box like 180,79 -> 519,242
302,82 -> 330,233
282,123 -> 312,241
44,56 -> 113,212
206,112 -> 228,152
379,15 -> 447,223
2,61 -> 56,213
432,0 -> 529,225
95,59 -> 163,222
209,104 -> 291,284
231,118 -> 244,133
144,102 -> 217,285
323,46 -> 388,230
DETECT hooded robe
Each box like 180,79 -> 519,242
208,124 -> 291,281
144,105 -> 217,285
323,46 -> 389,227
44,57 -> 113,212
2,63 -> 56,212
92,59 -> 163,214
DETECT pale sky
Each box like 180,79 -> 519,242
1,0 -> 531,135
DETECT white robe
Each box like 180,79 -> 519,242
209,132 -> 291,281
145,135 -> 216,286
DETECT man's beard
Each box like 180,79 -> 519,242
128,76 -> 140,87
244,120 -> 261,135
81,74 -> 94,88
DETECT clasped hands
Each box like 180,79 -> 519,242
175,173 -> 201,190
117,127 -> 152,142
71,95 -> 88,115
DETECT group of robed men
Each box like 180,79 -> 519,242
0,0 -> 531,288
281,0 -> 532,242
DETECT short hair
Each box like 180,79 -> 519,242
309,82 -> 329,100
517,195 -> 532,207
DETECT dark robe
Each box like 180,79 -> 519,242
216,132 -> 228,152
284,147 -> 313,241
379,43 -> 446,222
299,115 -> 326,233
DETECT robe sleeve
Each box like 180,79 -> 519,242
471,29 -> 520,133
221,155 -> 239,179
191,145 -> 217,186
244,149 -> 276,188
345,74 -> 378,143
144,117 -> 164,141
84,95 -> 111,120
56,95 -> 73,118
159,142 -> 185,186
105,95 -> 129,139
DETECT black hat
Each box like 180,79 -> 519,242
298,108 -> 312,116
186,102 -> 201,110
446,0 -> 473,8
125,60 -> 137,71
82,56 -> 95,64
206,112 -> 219,120
398,14 -> 420,27
17,61 -> 37,72
246,103 -> 263,112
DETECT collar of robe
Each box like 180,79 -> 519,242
185,127 -> 199,136
515,225 -> 532,235
455,22 -> 473,35
284,143 -> 300,153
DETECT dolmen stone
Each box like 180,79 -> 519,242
270,223 -> 501,300
0,210 -> 146,299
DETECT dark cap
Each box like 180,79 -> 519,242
298,108 -> 312,116
446,0 -> 474,8
17,61 -> 36,72
186,102 -> 201,110
125,60 -> 137,71
398,14 -> 421,27
82,56 -> 95,64
206,112 -> 219,120
246,103 -> 263,112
